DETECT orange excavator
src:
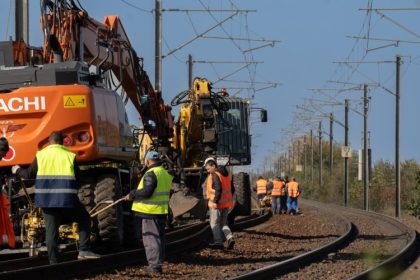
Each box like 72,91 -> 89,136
0,0 -> 261,255
0,0 -> 174,251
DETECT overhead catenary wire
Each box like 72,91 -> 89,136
373,10 -> 420,39
120,0 -> 152,13
197,0 -> 263,98
163,11 -> 239,58
347,35 -> 420,45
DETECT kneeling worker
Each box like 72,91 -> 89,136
12,131 -> 99,264
204,157 -> 235,250
124,150 -> 173,274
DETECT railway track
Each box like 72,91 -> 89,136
0,222 -> 204,273
232,200 -> 418,280
89,200 -> 415,280
2,200 -> 416,280
0,213 -> 270,280
90,202 -> 350,279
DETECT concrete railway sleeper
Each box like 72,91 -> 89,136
0,212 -> 270,279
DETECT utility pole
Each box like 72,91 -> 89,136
344,99 -> 349,207
291,142 -> 295,173
278,157 -> 282,175
297,139 -> 301,172
395,55 -> 401,218
15,0 -> 29,43
310,130 -> 314,186
363,84 -> 369,211
303,135 -> 307,181
329,113 -> 334,174
319,121 -> 323,187
155,0 -> 162,92
188,54 -> 193,88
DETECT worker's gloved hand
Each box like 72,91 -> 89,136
123,194 -> 132,201
11,165 -> 20,174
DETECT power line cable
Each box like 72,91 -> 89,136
162,35 -> 184,64
120,0 -> 152,13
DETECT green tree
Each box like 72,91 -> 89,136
407,171 -> 420,218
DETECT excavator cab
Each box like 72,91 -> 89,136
168,78 -> 253,219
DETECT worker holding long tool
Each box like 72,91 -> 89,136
124,150 -> 173,274
12,131 -> 100,264
0,137 -> 16,249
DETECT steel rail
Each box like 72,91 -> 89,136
0,212 -> 271,279
230,201 -> 354,280
0,221 -> 203,272
303,200 -> 418,280
231,200 -> 417,280
347,210 -> 417,280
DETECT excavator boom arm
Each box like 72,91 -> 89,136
40,0 -> 173,139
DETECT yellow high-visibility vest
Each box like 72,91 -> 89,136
132,165 -> 173,214
35,144 -> 77,208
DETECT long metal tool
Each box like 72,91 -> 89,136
90,198 -> 125,218
19,179 -> 34,211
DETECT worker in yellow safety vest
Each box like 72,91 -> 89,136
271,176 -> 285,214
125,150 -> 173,274
13,131 -> 99,263
204,157 -> 235,250
285,177 -> 302,215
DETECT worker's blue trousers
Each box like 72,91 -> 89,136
287,197 -> 298,214
271,196 -> 281,214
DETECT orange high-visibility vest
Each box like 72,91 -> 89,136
0,194 -> 15,248
287,181 -> 300,198
271,180 -> 285,196
256,179 -> 267,195
207,172 -> 233,209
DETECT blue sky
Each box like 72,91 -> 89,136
2,0 -> 420,170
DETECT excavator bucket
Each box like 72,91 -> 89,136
169,192 -> 207,220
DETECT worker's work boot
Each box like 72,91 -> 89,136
146,266 -> 163,274
78,250 -> 101,259
208,243 -> 224,250
227,238 -> 235,250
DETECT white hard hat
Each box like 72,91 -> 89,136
203,157 -> 217,167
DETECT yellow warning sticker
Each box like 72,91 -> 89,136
63,95 -> 87,108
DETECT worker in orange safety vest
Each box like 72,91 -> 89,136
271,176 -> 285,214
285,177 -> 302,215
204,157 -> 235,250
255,176 -> 267,200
